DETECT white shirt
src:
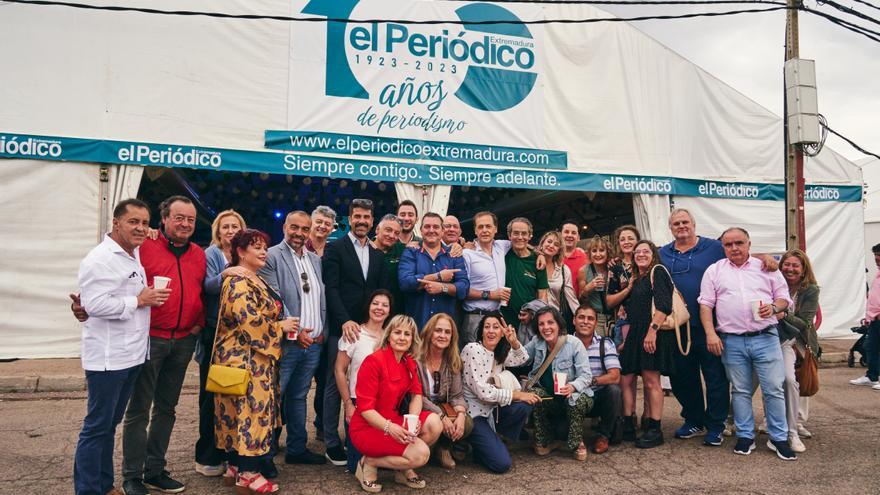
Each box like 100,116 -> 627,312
462,240 -> 511,312
461,342 -> 528,419
78,235 -> 151,371
348,231 -> 370,279
337,327 -> 380,398
286,242 -> 323,338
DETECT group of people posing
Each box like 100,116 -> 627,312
72,195 -> 821,495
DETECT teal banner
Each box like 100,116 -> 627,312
264,130 -> 568,169
0,133 -> 862,203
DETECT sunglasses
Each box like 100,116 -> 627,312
301,271 -> 310,294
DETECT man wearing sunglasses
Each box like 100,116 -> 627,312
261,210 -> 327,467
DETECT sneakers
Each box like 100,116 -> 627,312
325,445 -> 347,466
849,376 -> 879,387
121,479 -> 148,495
733,437 -> 756,455
195,462 -> 224,477
757,421 -> 768,435
674,422 -> 706,439
767,439 -> 798,461
797,423 -> 812,439
703,428 -> 723,446
789,434 -> 806,453
873,383 -> 880,391
143,471 -> 185,494
722,421 -> 735,437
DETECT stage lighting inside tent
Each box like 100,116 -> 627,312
274,211 -> 283,219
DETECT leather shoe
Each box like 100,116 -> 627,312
285,450 -> 326,465
592,435 -> 609,454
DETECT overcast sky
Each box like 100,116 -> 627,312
601,1 -> 879,165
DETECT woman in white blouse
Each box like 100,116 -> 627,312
537,231 -> 579,315
461,314 -> 540,473
334,289 -> 393,473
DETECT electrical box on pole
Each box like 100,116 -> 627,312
785,58 -> 820,145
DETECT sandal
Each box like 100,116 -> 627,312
355,459 -> 382,493
394,470 -> 426,489
223,465 -> 238,487
235,471 -> 279,494
574,442 -> 588,462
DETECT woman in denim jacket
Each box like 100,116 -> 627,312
523,306 -> 593,461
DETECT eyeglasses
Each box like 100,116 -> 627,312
432,371 -> 441,395
670,250 -> 693,275
300,271 -> 310,294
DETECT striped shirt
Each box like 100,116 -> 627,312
585,334 -> 620,390
286,242 -> 323,338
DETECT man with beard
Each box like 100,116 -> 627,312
321,198 -> 388,466
121,196 -> 206,495
399,212 -> 469,329
261,210 -> 327,467
73,199 -> 170,495
397,200 -> 421,245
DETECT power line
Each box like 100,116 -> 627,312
802,5 -> 880,42
0,0 -> 789,24
825,125 -> 880,161
852,0 -> 880,14
445,0 -> 785,4
819,0 -> 880,27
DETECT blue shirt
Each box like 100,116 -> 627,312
399,244 -> 469,329
203,244 -> 228,328
659,236 -> 725,328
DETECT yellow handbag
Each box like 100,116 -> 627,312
205,302 -> 250,396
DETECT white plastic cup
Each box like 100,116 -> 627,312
403,414 -> 419,435
286,317 -> 299,341
499,287 -> 512,307
554,372 -> 567,394
153,276 -> 171,290
751,300 -> 764,321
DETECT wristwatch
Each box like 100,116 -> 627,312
590,377 -> 598,388
481,290 -> 490,300
770,303 -> 779,313
441,283 -> 449,294
649,322 -> 659,331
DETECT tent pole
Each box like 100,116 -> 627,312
98,165 -> 110,243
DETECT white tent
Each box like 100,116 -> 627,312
0,0 -> 864,358
860,157 -> 880,281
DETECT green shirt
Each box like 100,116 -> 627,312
384,241 -> 407,315
502,250 -> 549,325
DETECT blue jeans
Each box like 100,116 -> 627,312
74,365 -> 141,495
720,329 -> 788,442
866,319 -> 880,381
670,326 -> 730,431
279,341 -> 322,455
469,402 -> 532,474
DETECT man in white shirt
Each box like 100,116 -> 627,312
74,199 -> 170,495
461,211 -> 511,345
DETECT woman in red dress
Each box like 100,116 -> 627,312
349,315 -> 442,492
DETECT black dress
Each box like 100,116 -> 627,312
618,266 -> 677,375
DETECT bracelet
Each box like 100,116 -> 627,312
382,419 -> 391,436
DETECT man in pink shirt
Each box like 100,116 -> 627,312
698,227 -> 796,461
561,220 -> 589,299
850,243 -> 880,389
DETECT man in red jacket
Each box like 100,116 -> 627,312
120,196 -> 206,495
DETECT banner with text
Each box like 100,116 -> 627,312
0,133 -> 862,203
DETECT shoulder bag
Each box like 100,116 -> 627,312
795,344 -> 820,396
205,280 -> 251,396
522,335 -> 567,391
649,265 -> 692,356
589,265 -> 615,337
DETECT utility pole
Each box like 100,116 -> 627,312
784,0 -> 807,251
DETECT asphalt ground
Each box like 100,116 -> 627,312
0,366 -> 878,495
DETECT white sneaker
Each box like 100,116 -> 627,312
722,422 -> 735,437
873,383 -> 880,391
789,434 -> 806,453
797,424 -> 812,439
757,421 -> 768,435
849,376 -> 879,386
195,463 -> 225,477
